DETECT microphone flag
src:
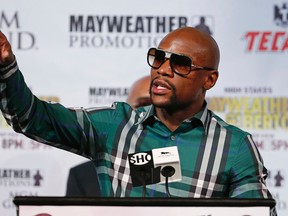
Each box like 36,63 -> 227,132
128,150 -> 161,187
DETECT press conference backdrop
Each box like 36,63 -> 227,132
0,0 -> 287,215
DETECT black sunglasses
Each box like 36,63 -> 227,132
147,48 -> 215,75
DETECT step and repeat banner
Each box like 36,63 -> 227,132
0,0 -> 287,215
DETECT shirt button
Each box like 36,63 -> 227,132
170,136 -> 175,141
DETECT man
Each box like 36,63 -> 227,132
66,75 -> 151,196
66,160 -> 100,196
0,27 -> 276,214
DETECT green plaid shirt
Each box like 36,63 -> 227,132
0,60 -> 276,209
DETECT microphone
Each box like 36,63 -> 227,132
128,151 -> 161,197
152,146 -> 181,197
161,166 -> 175,197
128,146 -> 181,197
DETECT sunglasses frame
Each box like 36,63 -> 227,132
147,47 -> 215,75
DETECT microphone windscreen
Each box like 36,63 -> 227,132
128,151 -> 161,187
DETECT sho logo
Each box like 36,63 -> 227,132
274,3 -> 288,27
129,152 -> 152,165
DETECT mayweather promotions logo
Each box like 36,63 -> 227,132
68,14 -> 215,49
0,169 -> 44,210
0,169 -> 44,187
0,11 -> 37,50
89,86 -> 129,105
69,15 -> 187,48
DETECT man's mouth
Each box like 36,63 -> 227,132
154,79 -> 171,89
152,79 -> 172,94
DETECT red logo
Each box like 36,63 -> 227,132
244,31 -> 288,52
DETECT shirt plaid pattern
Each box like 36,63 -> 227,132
0,60 -> 277,215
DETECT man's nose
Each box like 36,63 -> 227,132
157,59 -> 174,77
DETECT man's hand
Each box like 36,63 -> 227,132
0,31 -> 14,66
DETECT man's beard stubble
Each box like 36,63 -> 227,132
149,78 -> 179,110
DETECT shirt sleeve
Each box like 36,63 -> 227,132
0,59 -> 92,157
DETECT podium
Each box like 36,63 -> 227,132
13,196 -> 275,216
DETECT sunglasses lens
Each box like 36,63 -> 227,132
147,48 -> 192,75
171,54 -> 191,75
148,48 -> 165,69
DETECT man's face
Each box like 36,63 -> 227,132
149,29 -> 217,112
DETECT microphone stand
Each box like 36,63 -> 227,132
139,170 -> 150,198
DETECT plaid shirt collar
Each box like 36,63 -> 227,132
136,101 -> 210,134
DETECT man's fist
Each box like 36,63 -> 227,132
0,31 -> 14,66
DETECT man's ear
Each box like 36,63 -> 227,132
203,70 -> 219,90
